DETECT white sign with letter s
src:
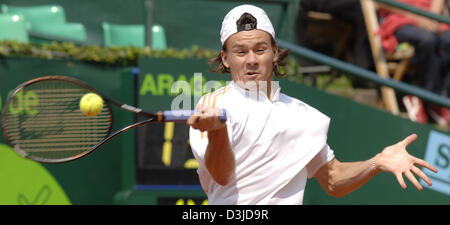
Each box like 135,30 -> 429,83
421,130 -> 450,195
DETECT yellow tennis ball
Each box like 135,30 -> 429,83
79,93 -> 103,117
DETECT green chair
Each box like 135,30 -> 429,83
102,22 -> 146,47
32,23 -> 87,42
1,4 -> 66,30
2,4 -> 86,43
102,22 -> 167,49
0,14 -> 29,43
151,24 -> 167,50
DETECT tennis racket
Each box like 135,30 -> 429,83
1,75 -> 226,163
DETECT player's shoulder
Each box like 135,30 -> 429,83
279,93 -> 328,116
279,92 -> 331,127
279,93 -> 309,108
197,85 -> 233,108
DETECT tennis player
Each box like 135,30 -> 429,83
187,4 -> 438,205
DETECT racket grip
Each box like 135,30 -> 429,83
162,109 -> 227,122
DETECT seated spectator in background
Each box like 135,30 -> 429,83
377,0 -> 449,127
295,0 -> 374,71
439,0 -> 450,98
441,30 -> 450,98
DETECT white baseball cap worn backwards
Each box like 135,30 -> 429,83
220,4 -> 275,46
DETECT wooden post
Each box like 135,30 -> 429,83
360,0 -> 400,114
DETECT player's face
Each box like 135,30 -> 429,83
221,30 -> 278,86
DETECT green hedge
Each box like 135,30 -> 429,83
0,41 -> 221,66
0,40 -> 354,96
0,40 -> 302,70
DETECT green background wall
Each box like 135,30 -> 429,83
1,0 -> 300,49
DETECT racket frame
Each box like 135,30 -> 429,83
1,75 -> 149,163
2,75 -> 226,163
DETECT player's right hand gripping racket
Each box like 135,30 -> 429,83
1,75 -> 226,163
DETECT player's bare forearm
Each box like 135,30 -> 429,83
315,134 -> 438,197
314,157 -> 379,198
205,126 -> 235,186
187,106 -> 235,185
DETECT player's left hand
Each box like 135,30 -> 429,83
375,134 -> 438,191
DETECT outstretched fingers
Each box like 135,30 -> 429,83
411,166 -> 432,186
386,134 -> 439,191
401,133 -> 418,148
395,173 -> 407,190
404,170 -> 423,191
395,163 -> 436,191
413,157 -> 438,173
395,171 -> 422,191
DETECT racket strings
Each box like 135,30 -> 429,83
3,80 -> 112,162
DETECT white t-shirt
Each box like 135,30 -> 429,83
189,81 -> 335,205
